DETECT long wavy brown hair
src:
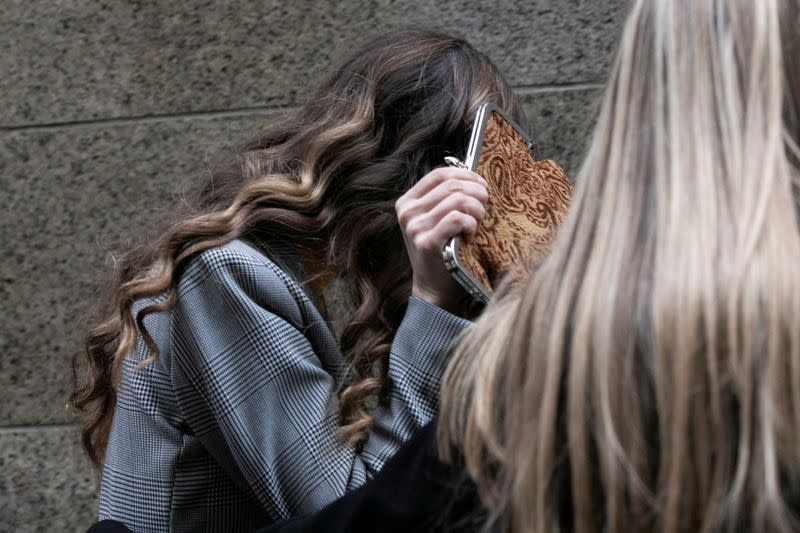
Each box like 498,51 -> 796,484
71,29 -> 525,468
440,0 -> 800,531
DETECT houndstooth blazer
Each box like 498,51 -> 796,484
97,238 -> 470,533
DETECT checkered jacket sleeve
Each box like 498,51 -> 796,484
170,243 -> 470,521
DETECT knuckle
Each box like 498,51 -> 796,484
445,210 -> 464,224
413,235 -> 432,252
396,208 -> 408,225
446,180 -> 464,194
428,168 -> 447,182
458,212 -> 477,228
405,218 -> 422,236
455,193 -> 476,210
396,200 -> 416,225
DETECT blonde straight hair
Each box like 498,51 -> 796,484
440,0 -> 800,531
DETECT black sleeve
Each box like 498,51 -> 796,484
258,419 -> 483,533
86,520 -> 134,533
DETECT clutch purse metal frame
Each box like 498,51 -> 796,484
441,103 -> 537,305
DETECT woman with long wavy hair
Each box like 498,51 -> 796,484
70,30 -> 525,532
247,1 -> 800,532
441,0 -> 800,531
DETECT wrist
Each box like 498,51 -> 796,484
411,283 -> 460,314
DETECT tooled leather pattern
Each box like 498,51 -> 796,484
457,113 -> 573,292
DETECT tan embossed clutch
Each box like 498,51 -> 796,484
443,104 -> 573,303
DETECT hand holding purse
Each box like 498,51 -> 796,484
443,104 -> 573,304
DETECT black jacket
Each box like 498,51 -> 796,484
261,419 -> 483,532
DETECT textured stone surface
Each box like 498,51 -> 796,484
0,426 -> 98,532
0,110 -> 277,426
0,0 -> 626,127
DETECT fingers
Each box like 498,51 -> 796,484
402,191 -> 486,242
396,172 -> 489,230
396,165 -> 489,311
413,211 -> 480,253
398,166 -> 487,202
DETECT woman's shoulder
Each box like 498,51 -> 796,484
177,238 -> 310,323
181,238 -> 295,285
183,238 -> 278,274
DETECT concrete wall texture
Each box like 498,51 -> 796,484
0,1 -> 627,531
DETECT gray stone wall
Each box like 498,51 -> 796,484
0,1 -> 626,531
